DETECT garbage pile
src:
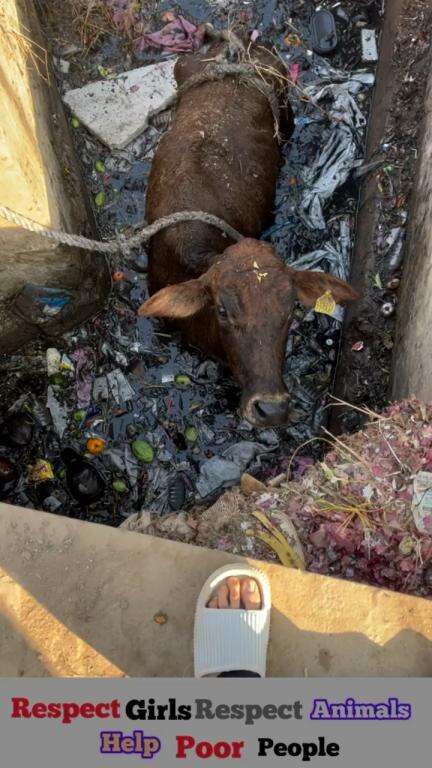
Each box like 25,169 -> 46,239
0,0 -> 384,524
124,398 -> 432,598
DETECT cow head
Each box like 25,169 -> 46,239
138,239 -> 358,427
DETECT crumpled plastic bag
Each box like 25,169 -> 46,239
93,369 -> 135,404
290,218 -> 351,322
135,15 -> 205,54
299,67 -> 374,230
72,348 -> 94,408
196,441 -> 275,499
311,59 -> 375,89
46,386 -> 68,438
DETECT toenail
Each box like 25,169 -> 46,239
246,580 -> 257,592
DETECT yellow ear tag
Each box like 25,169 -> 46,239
314,290 -> 336,316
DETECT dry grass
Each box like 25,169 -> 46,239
70,0 -> 117,52
0,8 -> 50,83
70,0 -> 159,53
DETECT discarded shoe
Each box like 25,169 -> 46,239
168,474 -> 187,511
61,448 -> 106,505
310,10 -> 338,55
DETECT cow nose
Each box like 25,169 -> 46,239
253,398 -> 290,425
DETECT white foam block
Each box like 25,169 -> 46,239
361,29 -> 378,63
63,58 -> 177,150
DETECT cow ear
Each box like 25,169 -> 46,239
138,279 -> 209,319
287,268 -> 359,307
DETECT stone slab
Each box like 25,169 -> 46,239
63,59 -> 177,150
0,502 -> 431,677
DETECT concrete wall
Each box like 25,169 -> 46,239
0,502 -> 431,677
332,0 -> 405,430
392,69 -> 432,401
0,0 -> 108,352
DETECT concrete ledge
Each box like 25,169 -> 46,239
0,503 -> 431,677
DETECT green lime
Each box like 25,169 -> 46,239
49,373 -> 67,388
95,160 -> 105,173
131,440 -> 154,463
175,374 -> 191,387
185,426 -> 198,443
112,480 -> 128,494
94,191 -> 106,207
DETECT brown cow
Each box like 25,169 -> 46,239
139,42 -> 358,426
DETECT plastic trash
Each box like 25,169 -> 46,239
336,6 -> 350,23
289,219 -> 351,322
72,348 -> 94,408
135,15 -> 205,54
93,376 -> 110,401
46,348 -> 62,376
0,413 -> 33,447
46,386 -> 68,439
61,448 -> 106,505
310,60 -> 375,88
298,66 -> 374,229
300,123 -> 359,230
60,354 -> 74,373
386,227 -> 405,271
412,471 -> 432,534
124,444 -> 139,488
196,441 -> 274,498
0,456 -> 18,498
381,302 -> 395,318
101,342 -> 128,368
361,29 -> 378,63
13,284 -> 72,324
167,474 -> 187,511
106,369 -> 135,403
222,441 -> 273,471
310,10 -> 338,55
42,495 -> 63,512
29,459 -> 54,483
196,458 -> 242,499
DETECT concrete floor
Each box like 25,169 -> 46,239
0,502 -> 431,677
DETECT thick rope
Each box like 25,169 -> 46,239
0,204 -> 243,257
177,61 -> 280,131
0,33 -> 280,258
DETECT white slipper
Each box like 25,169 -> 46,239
194,563 -> 271,678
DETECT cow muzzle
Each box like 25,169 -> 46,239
242,392 -> 292,427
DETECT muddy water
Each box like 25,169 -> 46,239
0,0 -> 381,524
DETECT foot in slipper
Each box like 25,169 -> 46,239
194,564 -> 271,679
207,576 -> 262,611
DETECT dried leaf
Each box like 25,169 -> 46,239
252,510 -> 305,569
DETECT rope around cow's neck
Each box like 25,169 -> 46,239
176,61 -> 281,134
0,205 -> 243,259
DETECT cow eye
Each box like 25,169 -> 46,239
217,305 -> 227,319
